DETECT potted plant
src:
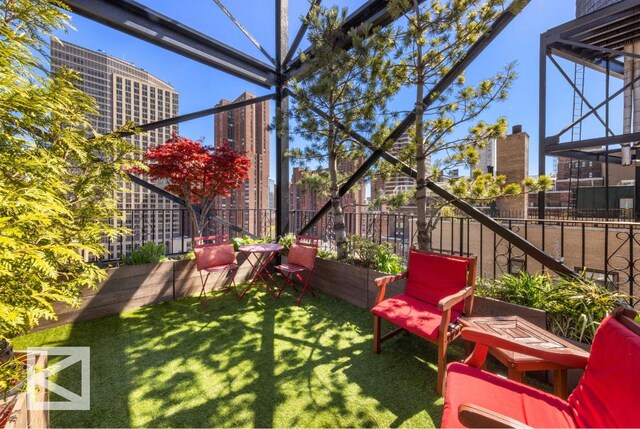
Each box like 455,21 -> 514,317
475,271 -> 630,344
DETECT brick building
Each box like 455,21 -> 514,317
213,92 -> 270,235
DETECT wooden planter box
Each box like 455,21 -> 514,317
309,258 -> 403,309
35,252 -> 268,330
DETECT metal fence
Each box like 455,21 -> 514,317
102,207 -> 639,306
288,210 -> 639,306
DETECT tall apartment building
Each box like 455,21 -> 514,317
213,92 -> 270,235
51,40 -> 182,259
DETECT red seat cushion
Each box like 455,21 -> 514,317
275,263 -> 306,274
202,263 -> 237,273
287,243 -> 317,270
568,315 -> 640,428
194,244 -> 236,271
371,294 -> 461,341
405,251 -> 469,312
442,362 -> 576,428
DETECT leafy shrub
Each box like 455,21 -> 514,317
476,272 -> 630,343
175,251 -> 195,261
476,272 -> 552,308
231,235 -> 269,251
277,233 -> 297,256
347,235 -> 405,275
123,242 -> 168,265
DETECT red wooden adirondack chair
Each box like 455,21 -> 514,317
371,249 -> 477,395
275,235 -> 319,306
193,234 -> 238,304
442,306 -> 640,428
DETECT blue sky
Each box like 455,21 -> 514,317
53,1 -> 616,182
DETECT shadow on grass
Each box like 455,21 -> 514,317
14,284 -> 454,427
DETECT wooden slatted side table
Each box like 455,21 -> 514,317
458,315 -> 589,399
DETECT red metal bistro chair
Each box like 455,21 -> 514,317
193,234 -> 238,304
442,307 -> 640,428
371,249 -> 477,395
275,235 -> 319,306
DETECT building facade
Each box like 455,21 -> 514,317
213,92 -> 270,235
51,40 -> 182,259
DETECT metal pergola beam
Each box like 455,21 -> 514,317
61,0 -> 277,87
275,0 -> 290,239
114,93 -> 276,137
546,131 -> 640,152
212,0 -> 276,65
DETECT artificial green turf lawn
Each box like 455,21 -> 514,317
13,288 -> 461,428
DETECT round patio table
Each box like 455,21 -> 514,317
238,243 -> 283,299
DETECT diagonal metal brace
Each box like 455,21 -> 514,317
212,0 -> 276,65
296,101 -> 575,277
111,93 -> 276,137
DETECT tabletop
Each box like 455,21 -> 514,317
458,315 -> 587,365
238,243 -> 283,253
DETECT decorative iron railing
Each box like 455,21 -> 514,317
100,207 -> 638,306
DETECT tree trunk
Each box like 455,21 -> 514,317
413,0 -> 430,251
328,130 -> 347,260
182,183 -> 201,240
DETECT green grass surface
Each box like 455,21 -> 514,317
13,288 -> 458,428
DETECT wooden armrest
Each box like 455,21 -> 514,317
438,286 -> 473,311
374,272 -> 408,288
373,272 -> 407,306
462,328 -> 589,369
458,403 -> 533,429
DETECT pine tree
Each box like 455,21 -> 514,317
289,4 -> 403,260
384,0 -> 545,249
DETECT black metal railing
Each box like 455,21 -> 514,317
288,210 -> 639,306
100,208 -> 276,262
99,207 -> 638,306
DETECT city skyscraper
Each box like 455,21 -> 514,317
50,40 -> 182,258
213,92 -> 270,234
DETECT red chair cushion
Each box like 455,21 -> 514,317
442,362 -> 576,428
371,294 -> 461,341
275,263 -> 306,274
405,251 -> 469,312
194,244 -> 236,271
287,243 -> 317,270
202,263 -> 238,273
568,315 -> 640,428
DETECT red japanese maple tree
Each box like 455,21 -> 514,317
137,134 -> 250,237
